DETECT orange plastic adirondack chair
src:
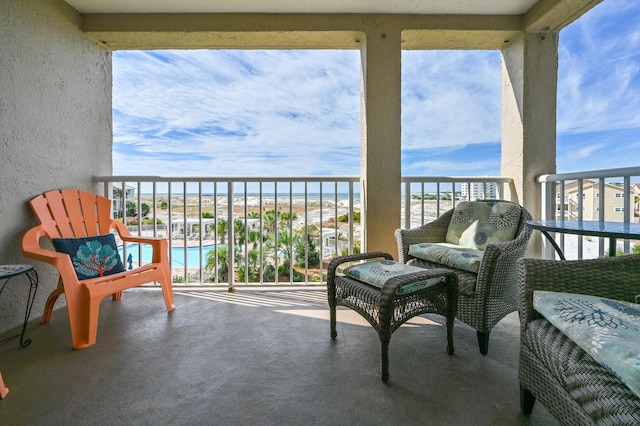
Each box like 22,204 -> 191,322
21,189 -> 175,349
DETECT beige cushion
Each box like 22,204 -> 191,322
445,201 -> 522,250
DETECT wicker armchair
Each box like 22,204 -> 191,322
395,200 -> 532,355
518,256 -> 640,424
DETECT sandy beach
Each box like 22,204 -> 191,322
142,194 -> 452,232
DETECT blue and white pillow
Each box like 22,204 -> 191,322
52,234 -> 125,280
534,291 -> 640,399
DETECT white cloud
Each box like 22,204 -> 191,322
557,0 -> 640,135
408,159 -> 499,175
112,1 -> 640,178
401,50 -> 501,151
113,50 -> 362,176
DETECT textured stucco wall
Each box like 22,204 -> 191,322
0,0 -> 112,333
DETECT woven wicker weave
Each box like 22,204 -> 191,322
395,200 -> 532,355
327,252 -> 458,382
518,256 -> 640,425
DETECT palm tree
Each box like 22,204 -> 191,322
205,244 -> 241,282
234,219 -> 245,246
247,229 -> 261,250
217,219 -> 228,244
238,248 -> 261,282
278,211 -> 298,228
276,228 -> 302,277
205,244 -> 229,282
263,209 -> 276,233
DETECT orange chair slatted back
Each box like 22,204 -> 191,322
30,189 -> 114,239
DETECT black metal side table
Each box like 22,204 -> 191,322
0,265 -> 38,347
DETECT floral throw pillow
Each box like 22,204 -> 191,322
445,201 -> 522,250
52,234 -> 126,280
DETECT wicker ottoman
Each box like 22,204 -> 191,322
327,251 -> 458,381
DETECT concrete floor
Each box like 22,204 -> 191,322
0,287 -> 558,425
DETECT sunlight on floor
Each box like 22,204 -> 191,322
174,289 -> 442,328
175,289 -> 443,328
274,309 -> 442,327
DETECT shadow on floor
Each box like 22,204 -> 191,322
0,288 -> 557,425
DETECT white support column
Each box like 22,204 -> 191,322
501,32 -> 558,257
359,30 -> 402,257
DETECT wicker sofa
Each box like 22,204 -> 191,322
518,256 -> 640,425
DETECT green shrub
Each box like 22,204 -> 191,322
341,245 -> 361,256
338,212 -> 361,223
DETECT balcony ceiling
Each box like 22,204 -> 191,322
66,0 -> 601,50
65,0 -> 539,15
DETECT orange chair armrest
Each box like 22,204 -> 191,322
21,226 -> 80,283
120,235 -> 166,244
21,226 -> 65,264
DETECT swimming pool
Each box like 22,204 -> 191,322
119,243 -> 216,268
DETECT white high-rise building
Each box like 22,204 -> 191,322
461,182 -> 497,200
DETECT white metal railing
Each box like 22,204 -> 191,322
96,175 -> 516,288
538,166 -> 640,259
400,176 -> 516,229
95,176 -> 360,289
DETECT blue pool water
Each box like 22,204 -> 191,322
119,243 -> 216,268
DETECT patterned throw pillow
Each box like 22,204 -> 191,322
52,234 -> 126,280
343,260 -> 444,295
445,201 -> 522,250
534,291 -> 640,399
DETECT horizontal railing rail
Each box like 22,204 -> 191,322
538,166 -> 640,259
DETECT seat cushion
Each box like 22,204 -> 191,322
342,260 -> 444,295
445,201 -> 522,250
534,291 -> 640,399
52,234 -> 126,280
408,242 -> 483,273
406,258 -> 477,296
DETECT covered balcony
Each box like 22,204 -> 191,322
1,0 -> 634,424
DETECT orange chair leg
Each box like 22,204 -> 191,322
112,291 -> 123,301
82,298 -> 101,349
159,266 -> 175,312
41,278 -> 65,324
66,287 -> 100,350
0,371 -> 9,399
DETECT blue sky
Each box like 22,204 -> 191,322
112,0 -> 640,178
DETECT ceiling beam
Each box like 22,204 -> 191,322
523,0 -> 603,31
82,13 -> 521,50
